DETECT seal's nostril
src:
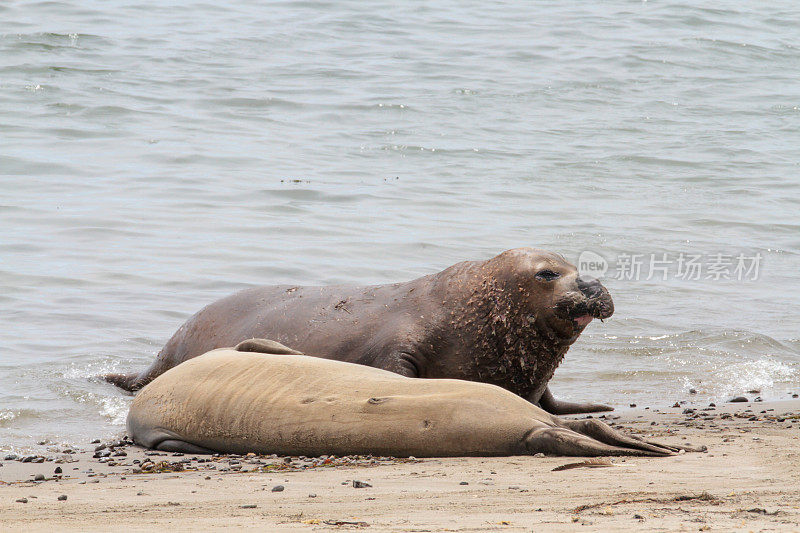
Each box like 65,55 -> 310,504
576,276 -> 603,297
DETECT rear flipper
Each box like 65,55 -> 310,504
525,425 -> 674,457
103,372 -> 143,392
561,419 -> 707,454
106,339 -> 302,392
525,417 -> 707,457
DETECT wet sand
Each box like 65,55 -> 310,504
2,399 -> 799,532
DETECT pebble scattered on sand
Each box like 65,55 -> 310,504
271,485 -> 285,492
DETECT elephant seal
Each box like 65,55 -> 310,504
108,248 -> 614,414
127,340 -> 682,457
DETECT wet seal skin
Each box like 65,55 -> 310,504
127,342 -> 701,457
107,248 -> 614,415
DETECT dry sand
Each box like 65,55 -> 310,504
2,399 -> 799,532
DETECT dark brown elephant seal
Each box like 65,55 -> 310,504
127,340 -> 685,457
107,248 -> 614,414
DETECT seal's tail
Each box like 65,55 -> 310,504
103,372 -> 142,392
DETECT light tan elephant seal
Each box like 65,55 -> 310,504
127,340 -> 690,457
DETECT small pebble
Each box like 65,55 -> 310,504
308,493 -> 317,498
54,467 -> 62,474
352,480 -> 372,488
271,485 -> 285,492
34,474 -> 45,481
459,481 -> 469,485
689,389 -> 697,394
57,495 -> 67,501
728,396 -> 748,403
240,504 -> 257,509
16,498 -> 28,504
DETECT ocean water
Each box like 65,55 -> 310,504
1,1 -> 798,452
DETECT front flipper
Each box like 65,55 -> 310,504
155,439 -> 216,454
537,386 -> 613,415
234,338 -> 304,355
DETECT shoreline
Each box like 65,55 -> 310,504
2,399 -> 799,531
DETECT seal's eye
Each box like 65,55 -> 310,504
535,269 -> 560,282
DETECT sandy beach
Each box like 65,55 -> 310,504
2,399 -> 799,532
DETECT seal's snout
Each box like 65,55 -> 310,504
554,278 -> 614,333
576,276 -> 603,299
553,277 -> 614,330
576,276 -> 614,320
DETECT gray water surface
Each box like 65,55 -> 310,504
1,1 -> 799,451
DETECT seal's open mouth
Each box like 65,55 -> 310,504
573,314 -> 594,328
553,277 -> 614,334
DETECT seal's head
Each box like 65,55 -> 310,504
488,248 -> 614,344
